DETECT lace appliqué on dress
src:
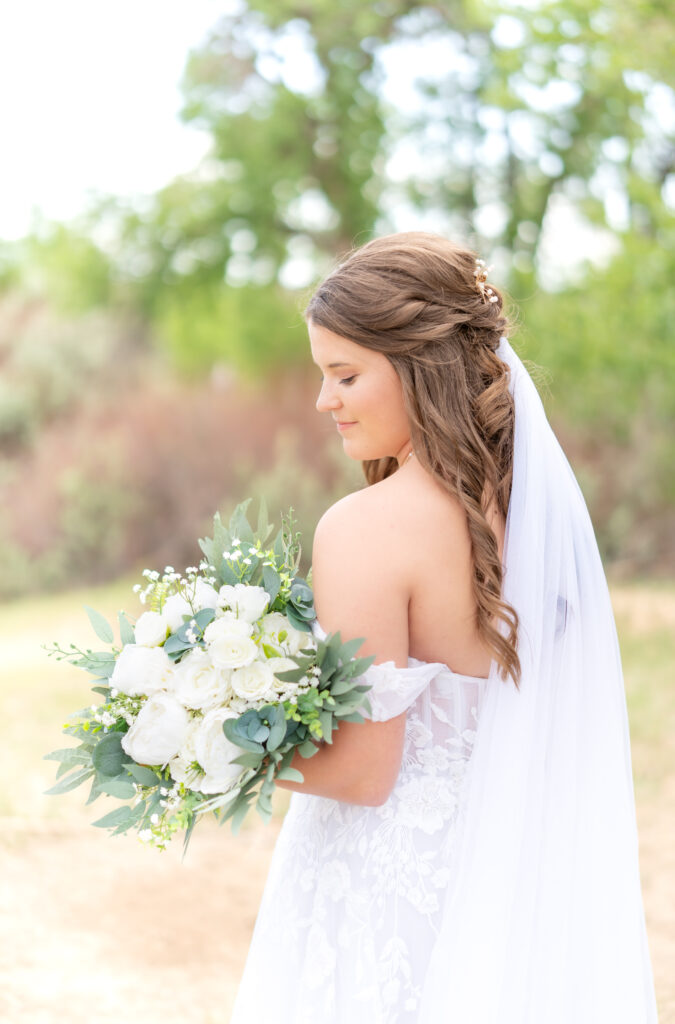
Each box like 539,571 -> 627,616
231,654 -> 487,1024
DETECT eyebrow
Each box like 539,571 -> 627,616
327,362 -> 351,368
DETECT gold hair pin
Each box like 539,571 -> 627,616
474,258 -> 499,303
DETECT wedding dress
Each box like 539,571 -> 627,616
230,634 -> 487,1023
230,338 -> 658,1023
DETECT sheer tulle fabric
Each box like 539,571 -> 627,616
230,338 -> 657,1023
417,338 -> 657,1023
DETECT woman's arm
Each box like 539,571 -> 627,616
275,492 -> 411,806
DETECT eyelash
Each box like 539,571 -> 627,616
339,375 -> 356,386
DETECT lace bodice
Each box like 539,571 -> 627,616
230,624 -> 489,1023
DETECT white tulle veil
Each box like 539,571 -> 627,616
418,337 -> 658,1023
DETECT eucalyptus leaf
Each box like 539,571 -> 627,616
84,605 -> 114,644
297,739 -> 321,759
92,732 -> 130,778
318,710 -> 333,742
337,636 -> 366,661
163,633 -> 193,660
92,806 -> 136,829
276,765 -> 304,782
45,766 -> 93,795
338,711 -> 367,723
96,775 -> 136,799
230,795 -> 253,835
118,610 -> 136,645
44,747 -> 91,766
230,751 -> 265,769
219,560 -> 240,585
72,653 -> 117,678
255,801 -> 272,824
267,715 -> 288,752
85,775 -> 103,805
262,565 -> 281,605
223,718 -> 264,753
329,677 -> 357,696
127,764 -> 161,787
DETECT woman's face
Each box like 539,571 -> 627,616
308,320 -> 412,463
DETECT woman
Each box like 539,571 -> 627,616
230,233 -> 657,1023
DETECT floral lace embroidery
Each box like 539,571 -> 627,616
232,662 -> 485,1024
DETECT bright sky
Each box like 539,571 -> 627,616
0,0 -> 221,240
0,2 -> 621,286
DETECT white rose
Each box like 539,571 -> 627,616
121,692 -> 189,765
230,661 -> 276,701
193,579 -> 221,611
266,656 -> 299,695
168,718 -> 203,786
209,634 -> 258,670
162,593 -> 194,632
134,610 -> 170,647
203,613 -> 253,643
260,612 -> 315,657
194,707 -> 245,793
110,644 -> 176,697
218,583 -> 269,623
172,647 -> 232,710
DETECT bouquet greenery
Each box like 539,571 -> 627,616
44,501 -> 374,853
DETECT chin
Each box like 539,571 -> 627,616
342,439 -> 393,462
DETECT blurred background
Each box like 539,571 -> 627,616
1,1 -> 673,1021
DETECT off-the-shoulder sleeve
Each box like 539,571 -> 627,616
356,659 -> 445,722
310,620 -> 444,723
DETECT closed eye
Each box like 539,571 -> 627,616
339,375 -> 357,386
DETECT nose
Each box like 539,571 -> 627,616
315,379 -> 342,413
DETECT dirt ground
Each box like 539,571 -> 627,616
1,787 -> 673,1024
1,814 -> 282,1024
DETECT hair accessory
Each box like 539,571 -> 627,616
474,258 -> 499,303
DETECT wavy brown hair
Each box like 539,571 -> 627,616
305,231 -> 520,686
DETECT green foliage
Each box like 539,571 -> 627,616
519,228 -> 675,564
21,222 -> 113,313
153,278 -> 308,378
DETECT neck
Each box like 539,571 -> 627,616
395,443 -> 415,468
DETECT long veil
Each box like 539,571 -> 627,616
419,338 -> 658,1022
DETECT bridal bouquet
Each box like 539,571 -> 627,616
44,501 -> 374,852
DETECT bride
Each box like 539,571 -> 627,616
230,232 -> 658,1023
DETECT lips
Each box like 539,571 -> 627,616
336,421 -> 356,431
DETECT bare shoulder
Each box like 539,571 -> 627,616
311,466 -> 470,665
311,481 -> 411,664
314,464 -> 467,565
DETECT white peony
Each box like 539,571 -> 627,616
194,707 -> 245,793
162,593 -> 194,632
193,579 -> 221,611
121,692 -> 189,765
134,610 -> 170,647
260,612 -> 315,656
209,634 -> 258,670
218,583 -> 269,623
168,718 -> 203,786
172,647 -> 232,710
110,644 -> 176,697
230,661 -> 276,701
203,613 -> 253,643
